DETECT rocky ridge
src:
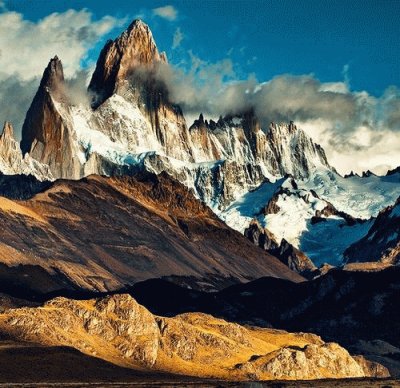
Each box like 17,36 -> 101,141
244,219 -> 316,278
0,293 -> 388,380
13,19 -> 333,210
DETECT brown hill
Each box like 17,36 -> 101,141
0,172 -> 302,294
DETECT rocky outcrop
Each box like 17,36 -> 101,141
386,166 -> 400,176
275,239 -> 317,278
244,219 -> 280,250
0,293 -> 388,380
235,342 -> 387,380
244,219 -> 316,277
345,197 -> 400,264
0,122 -> 20,170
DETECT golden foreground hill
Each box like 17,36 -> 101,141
0,293 -> 389,381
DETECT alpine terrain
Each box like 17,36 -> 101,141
0,17 -> 398,385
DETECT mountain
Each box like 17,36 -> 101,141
0,293 -> 388,380
1,18 -> 399,270
345,197 -> 400,264
17,20 -> 334,207
20,56 -> 82,179
0,171 -> 302,295
244,219 -> 317,278
221,171 -> 399,267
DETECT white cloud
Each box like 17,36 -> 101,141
0,8 -> 124,137
172,27 -> 183,49
0,9 -> 123,80
152,5 -> 177,21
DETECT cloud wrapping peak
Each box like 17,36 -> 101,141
0,7 -> 397,175
152,5 -> 177,21
152,56 -> 399,175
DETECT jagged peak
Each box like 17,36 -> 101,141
189,113 -> 222,132
88,19 -> 164,107
126,19 -> 150,35
115,19 -> 161,64
362,170 -> 376,178
344,171 -> 360,178
386,166 -> 400,176
0,121 -> 14,141
40,56 -> 64,92
268,120 -> 298,133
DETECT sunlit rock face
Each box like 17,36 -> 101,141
20,56 -> 82,179
0,293 -> 389,380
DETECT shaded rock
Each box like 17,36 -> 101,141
345,197 -> 400,264
244,219 -> 316,278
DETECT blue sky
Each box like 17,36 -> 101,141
4,0 -> 400,96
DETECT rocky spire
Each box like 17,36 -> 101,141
88,19 -> 165,108
0,121 -> 14,143
20,56 -> 81,179
21,56 -> 66,155
39,56 -> 65,93
0,121 -> 23,172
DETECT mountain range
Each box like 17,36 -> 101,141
0,18 -> 399,383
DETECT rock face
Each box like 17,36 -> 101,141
89,19 -> 167,107
235,343 -> 380,380
20,57 -> 82,179
0,122 -> 53,180
345,197 -> 400,264
0,172 -> 302,294
0,122 -> 21,171
88,19 -> 194,163
0,293 -> 388,380
244,219 -> 316,278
